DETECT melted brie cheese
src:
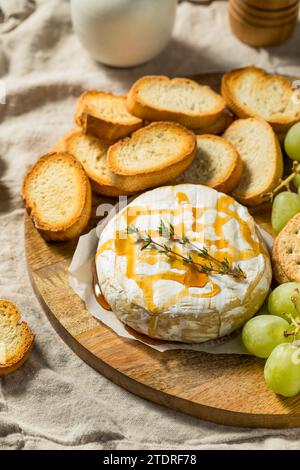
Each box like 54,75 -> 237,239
96,184 -> 272,343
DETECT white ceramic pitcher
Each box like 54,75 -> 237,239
71,0 -> 178,67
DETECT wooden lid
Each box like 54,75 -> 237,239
230,0 -> 299,26
232,0 -> 299,19
229,6 -> 297,46
241,0 -> 299,10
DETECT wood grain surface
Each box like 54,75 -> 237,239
228,0 -> 299,46
25,73 -> 300,428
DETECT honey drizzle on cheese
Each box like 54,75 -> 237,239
96,192 -> 263,325
92,261 -> 112,311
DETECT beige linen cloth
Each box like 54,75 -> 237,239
1,0 -> 300,450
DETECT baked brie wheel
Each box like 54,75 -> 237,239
96,184 -> 272,343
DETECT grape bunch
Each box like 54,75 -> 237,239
271,123 -> 300,234
242,283 -> 300,397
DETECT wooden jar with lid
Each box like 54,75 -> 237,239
229,0 -> 300,47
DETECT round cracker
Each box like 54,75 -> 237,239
272,212 -> 300,283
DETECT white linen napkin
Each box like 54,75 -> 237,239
0,0 -> 36,33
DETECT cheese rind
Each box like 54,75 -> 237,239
96,184 -> 272,343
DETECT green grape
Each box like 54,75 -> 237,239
264,343 -> 300,397
271,192 -> 300,234
293,171 -> 300,189
268,283 -> 300,321
242,315 -> 290,358
285,122 -> 300,161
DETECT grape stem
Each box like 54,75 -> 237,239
284,326 -> 300,338
263,161 -> 300,203
283,289 -> 300,340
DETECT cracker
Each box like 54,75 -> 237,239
272,212 -> 300,283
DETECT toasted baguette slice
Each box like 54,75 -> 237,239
54,128 -> 187,196
177,135 -> 243,193
0,300 -> 34,376
42,180 -> 92,242
109,154 -> 195,193
108,121 -> 196,175
223,118 -> 283,206
62,130 -> 129,197
22,152 -> 92,241
193,110 -> 234,135
272,213 -> 300,284
127,76 -> 226,129
54,125 -> 194,196
75,91 -> 143,141
107,122 -> 196,193
221,67 -> 300,134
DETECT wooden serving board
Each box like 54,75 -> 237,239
25,73 -> 300,429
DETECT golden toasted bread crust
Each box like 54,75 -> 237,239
66,132 -> 115,188
22,152 -> 90,234
272,213 -> 300,284
178,134 -> 242,193
198,135 -> 243,193
64,131 -> 133,197
224,118 -> 283,206
75,91 -> 143,141
221,66 -> 300,134
51,126 -> 194,196
90,180 -> 131,197
108,122 -> 197,176
52,130 -> 128,197
109,153 -> 195,193
194,110 -> 234,135
0,299 -> 34,376
240,133 -> 283,206
127,76 -> 226,129
41,178 -> 92,241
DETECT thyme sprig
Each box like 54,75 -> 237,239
126,221 -> 246,280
